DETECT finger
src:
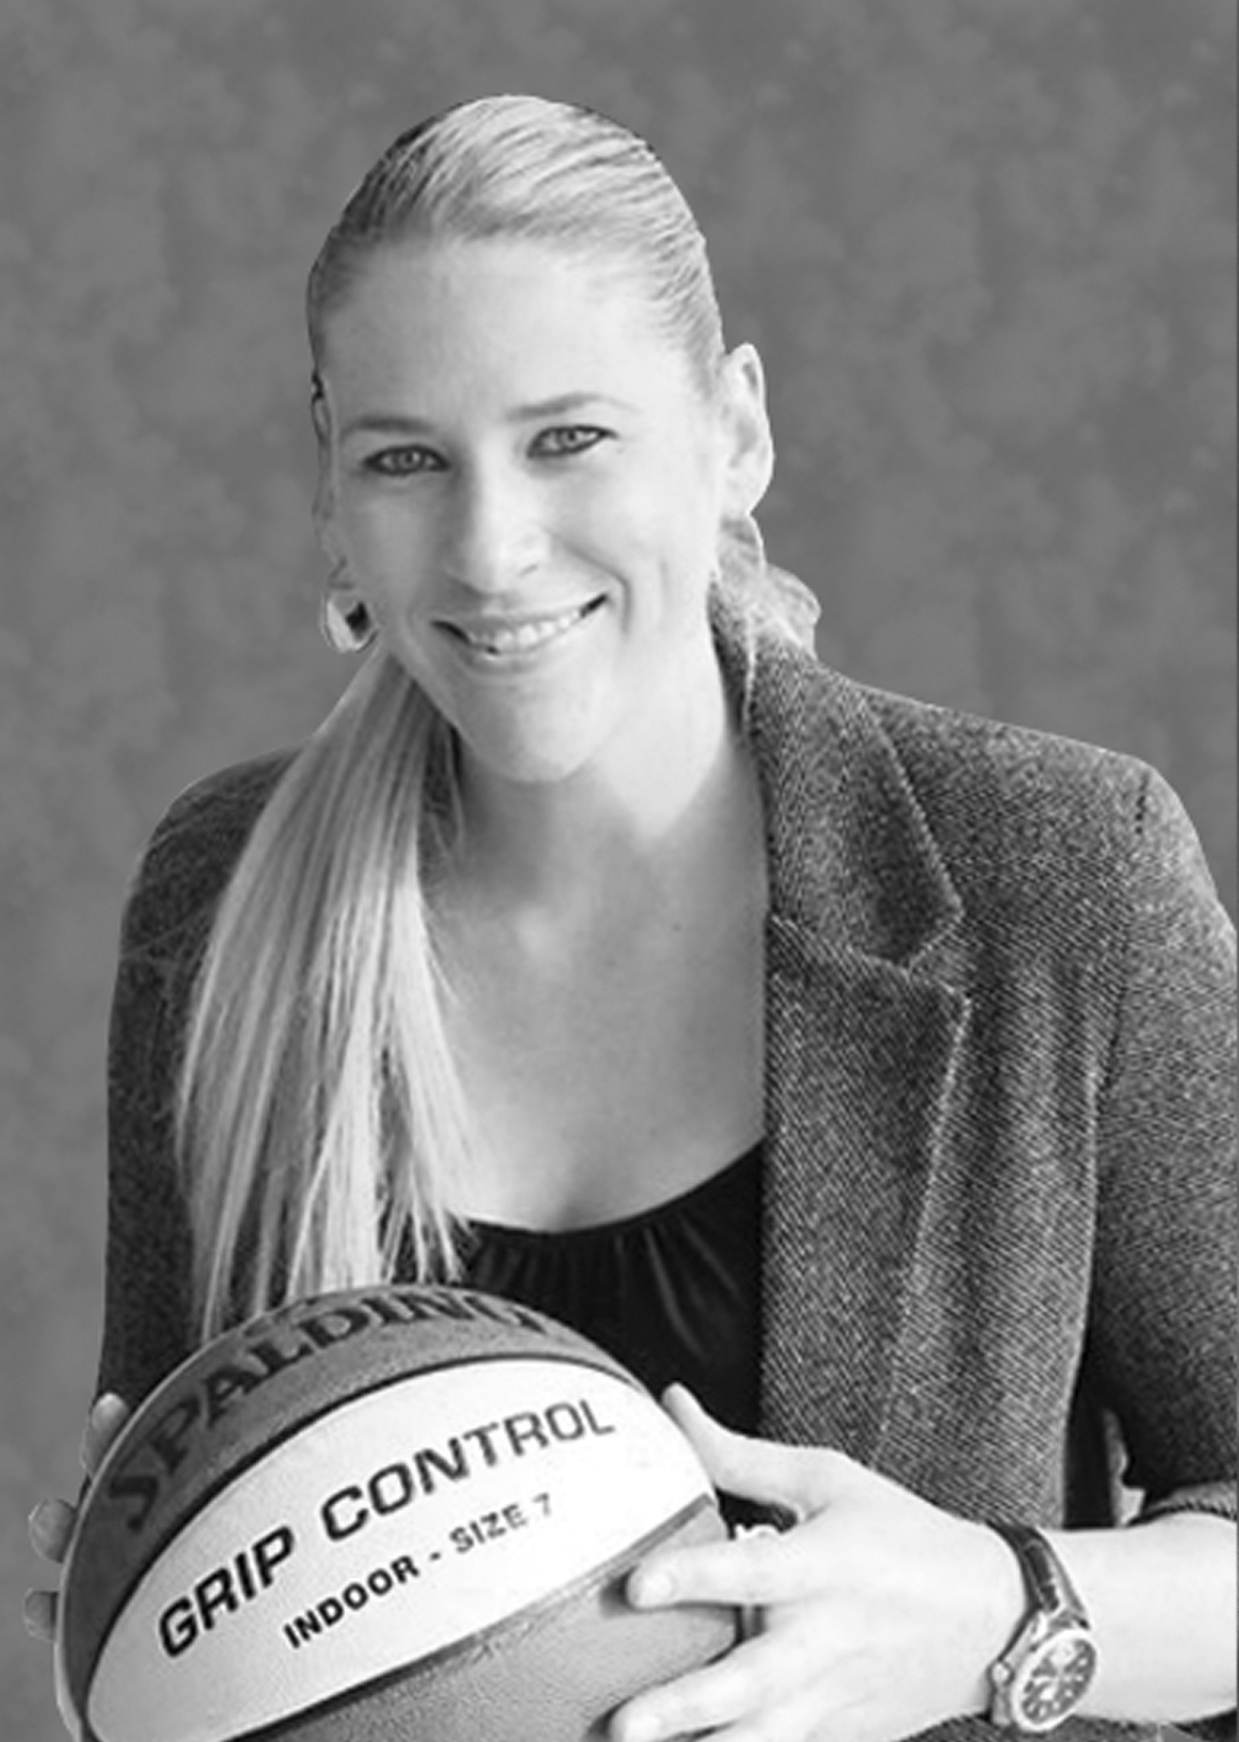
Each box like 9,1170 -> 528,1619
661,1384 -> 844,1516
628,1521 -> 816,1610
22,1588 -> 58,1645
708,1686 -> 826,1742
610,1633 -> 775,1742
81,1393 -> 130,1479
28,1499 -> 76,1565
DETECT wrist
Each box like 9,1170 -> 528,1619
1033,1515 -> 1238,1723
985,1525 -> 1099,1731
962,1520 -> 1030,1716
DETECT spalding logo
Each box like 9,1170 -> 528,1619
103,1288 -> 565,1536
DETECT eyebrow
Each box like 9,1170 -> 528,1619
340,392 -> 637,440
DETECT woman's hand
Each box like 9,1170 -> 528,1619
611,1387 -> 1024,1742
24,1392 -> 130,1646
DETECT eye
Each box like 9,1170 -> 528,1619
360,445 -> 444,478
531,425 -> 611,459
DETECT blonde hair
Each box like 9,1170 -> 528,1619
176,94 -> 817,1339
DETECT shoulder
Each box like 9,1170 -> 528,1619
855,676 -> 1211,915
119,748 -> 298,955
857,679 -> 1155,860
756,630 -> 1214,945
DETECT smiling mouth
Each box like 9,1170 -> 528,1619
441,596 -> 606,657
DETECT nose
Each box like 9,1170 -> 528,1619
442,464 -> 546,596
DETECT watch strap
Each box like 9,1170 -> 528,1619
990,1523 -> 1089,1627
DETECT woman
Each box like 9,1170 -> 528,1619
28,95 -> 1236,1741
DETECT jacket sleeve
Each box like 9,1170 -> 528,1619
95,753 -> 290,1411
96,810 -> 202,1411
1089,764 -> 1237,1527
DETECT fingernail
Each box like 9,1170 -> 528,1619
28,1500 -> 56,1550
614,1709 -> 659,1742
22,1591 -> 48,1641
629,1567 -> 672,1606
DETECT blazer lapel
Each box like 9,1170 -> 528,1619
761,915 -> 968,1462
713,595 -> 970,1463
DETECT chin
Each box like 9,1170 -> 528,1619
462,735 -> 602,790
436,682 -> 618,795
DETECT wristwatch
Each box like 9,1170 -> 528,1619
987,1523 -> 1099,1733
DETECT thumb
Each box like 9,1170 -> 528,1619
660,1384 -> 849,1518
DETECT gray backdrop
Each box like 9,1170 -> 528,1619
6,1 -> 1235,1731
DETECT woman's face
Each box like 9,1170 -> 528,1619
315,238 -> 768,791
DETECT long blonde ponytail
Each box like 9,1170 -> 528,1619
175,650 -> 469,1339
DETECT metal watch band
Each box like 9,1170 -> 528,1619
990,1523 -> 1089,1626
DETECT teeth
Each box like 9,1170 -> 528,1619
458,602 -> 592,656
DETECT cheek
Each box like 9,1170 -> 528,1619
635,489 -> 721,604
581,466 -> 718,586
342,497 -> 436,593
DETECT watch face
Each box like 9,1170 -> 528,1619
1014,1629 -> 1099,1732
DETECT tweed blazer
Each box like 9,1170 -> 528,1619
98,596 -> 1236,1734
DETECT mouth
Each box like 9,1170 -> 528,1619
438,595 -> 606,658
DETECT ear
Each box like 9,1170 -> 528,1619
309,374 -> 344,563
716,342 -> 774,519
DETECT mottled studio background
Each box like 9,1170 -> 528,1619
6,0 -> 1235,1729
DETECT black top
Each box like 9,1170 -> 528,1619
461,1143 -> 763,1437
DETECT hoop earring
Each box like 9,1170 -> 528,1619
320,590 -> 376,654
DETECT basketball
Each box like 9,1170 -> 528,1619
56,1285 -> 736,1741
